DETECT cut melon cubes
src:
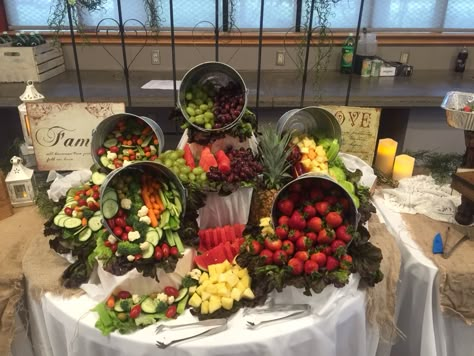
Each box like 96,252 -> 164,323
188,260 -> 255,315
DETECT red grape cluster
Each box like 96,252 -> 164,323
213,82 -> 245,129
207,148 -> 263,183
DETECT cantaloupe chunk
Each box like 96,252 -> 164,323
209,296 -> 221,314
201,300 -> 209,314
189,293 -> 202,308
221,297 -> 234,310
242,288 -> 255,300
231,287 -> 242,301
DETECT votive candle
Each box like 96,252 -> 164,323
374,138 -> 398,177
392,154 -> 415,181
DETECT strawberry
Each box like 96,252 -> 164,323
324,195 -> 338,205
326,211 -> 343,228
288,229 -> 303,242
303,205 -> 316,219
288,192 -> 301,203
307,216 -> 323,233
311,252 -> 327,267
317,228 -> 335,245
304,260 -> 319,275
306,231 -> 318,245
322,246 -> 333,256
331,240 -> 346,255
275,225 -> 289,240
338,197 -> 350,211
273,250 -> 288,265
277,198 -> 294,216
264,237 -> 282,252
259,249 -> 273,265
296,236 -> 312,251
335,225 -> 352,243
282,240 -> 295,256
278,215 -> 289,226
288,258 -> 304,275
326,256 -> 340,271
289,182 -> 302,193
294,250 -> 309,261
315,201 -> 330,216
310,188 -> 324,201
247,240 -> 263,255
340,254 -> 353,270
320,180 -> 334,190
288,210 -> 306,230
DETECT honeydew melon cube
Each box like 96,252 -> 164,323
209,296 -> 222,314
231,287 -> 242,301
188,293 -> 202,308
242,288 -> 255,300
221,297 -> 234,311
201,300 -> 209,314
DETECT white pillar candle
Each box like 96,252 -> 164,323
374,138 -> 398,177
392,154 -> 415,181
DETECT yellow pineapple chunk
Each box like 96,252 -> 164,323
201,300 -> 209,314
215,263 -> 225,275
231,287 -> 242,301
221,260 -> 232,272
201,291 -> 211,301
201,280 -> 210,288
221,297 -> 234,310
301,159 -> 312,170
195,285 -> 205,296
237,268 -> 248,279
242,288 -> 255,300
218,273 -> 227,283
299,146 -> 309,154
206,284 -> 218,294
208,264 -> 217,278
189,293 -> 202,308
225,272 -> 239,288
292,136 -> 300,144
199,272 -> 209,283
236,281 -> 246,293
210,274 -> 218,283
240,275 -> 250,289
217,283 -> 230,297
209,296 -> 222,314
315,145 -> 325,156
189,286 -> 197,294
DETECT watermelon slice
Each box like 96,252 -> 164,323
215,150 -> 231,174
224,225 -> 236,241
183,143 -> 195,169
223,242 -> 235,262
199,147 -> 218,172
209,229 -> 219,248
217,227 -> 227,244
233,224 -> 245,237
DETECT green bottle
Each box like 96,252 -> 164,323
28,32 -> 40,46
2,31 -> 12,43
340,33 -> 355,74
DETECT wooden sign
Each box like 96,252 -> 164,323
320,105 -> 381,165
26,102 -> 125,171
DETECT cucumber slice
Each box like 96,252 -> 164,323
73,225 -> 87,236
156,227 -> 163,239
102,199 -> 119,219
102,189 -> 118,202
88,216 -> 103,232
141,297 -> 158,314
100,155 -> 110,167
145,229 -> 159,246
57,215 -> 70,227
113,303 -> 124,313
141,241 -> 154,259
93,210 -> 102,216
91,172 -> 107,185
78,227 -> 92,242
103,138 -> 118,148
65,201 -> 77,208
63,218 -> 82,229
177,294 -> 189,315
175,288 -> 188,303
53,214 -> 64,226
141,134 -> 152,147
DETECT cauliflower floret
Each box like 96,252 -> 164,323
139,242 -> 150,251
156,293 -> 168,303
128,231 -> 141,242
72,210 -> 78,218
137,205 -> 149,218
167,296 -> 175,305
123,160 -> 133,167
126,254 -> 135,262
187,268 -> 202,280
107,151 -> 117,160
132,294 -> 140,304
139,216 -> 151,225
120,198 -> 132,210
107,235 -> 117,244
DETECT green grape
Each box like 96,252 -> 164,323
180,166 -> 191,174
164,159 -> 173,167
175,149 -> 185,158
204,123 -> 212,129
169,152 -> 179,161
172,167 -> 180,175
199,172 -> 208,182
195,116 -> 204,125
192,167 -> 204,175
179,173 -> 189,182
176,158 -> 186,166
188,173 -> 196,181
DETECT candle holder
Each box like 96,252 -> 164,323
5,156 -> 36,207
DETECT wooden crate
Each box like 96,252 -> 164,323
0,41 -> 66,83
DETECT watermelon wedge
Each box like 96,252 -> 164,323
183,143 -> 195,169
194,244 -> 228,271
224,225 -> 236,241
199,147 -> 218,172
215,150 -> 231,174
223,242 -> 235,262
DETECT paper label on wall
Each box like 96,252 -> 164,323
26,102 -> 125,171
320,106 -> 381,165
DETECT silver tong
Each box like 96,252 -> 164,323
244,304 -> 311,329
155,318 -> 227,348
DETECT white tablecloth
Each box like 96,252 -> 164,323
373,194 -> 474,356
23,273 -> 382,356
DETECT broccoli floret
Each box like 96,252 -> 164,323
132,221 -> 149,240
120,299 -> 132,312
117,241 -> 141,256
82,208 -> 94,219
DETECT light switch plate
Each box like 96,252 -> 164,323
276,50 -> 285,66
152,50 -> 160,65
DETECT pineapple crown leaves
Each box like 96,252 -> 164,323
257,125 -> 293,190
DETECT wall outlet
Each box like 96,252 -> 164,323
276,50 -> 285,66
400,52 -> 409,64
151,50 -> 160,65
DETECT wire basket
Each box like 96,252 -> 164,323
441,91 -> 474,131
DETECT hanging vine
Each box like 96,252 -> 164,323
48,0 -> 107,39
228,0 -> 237,31
296,0 -> 342,100
143,0 -> 164,37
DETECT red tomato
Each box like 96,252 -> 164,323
154,246 -> 163,261
169,246 -> 179,257
64,207 -> 73,216
117,290 -> 131,299
115,217 -> 126,227
161,244 -> 170,258
129,304 -> 141,319
164,286 -> 179,298
124,226 -> 133,233
96,147 -> 106,156
165,305 -> 177,319
113,226 -> 123,237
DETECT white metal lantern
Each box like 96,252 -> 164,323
18,80 -> 44,146
5,156 -> 36,207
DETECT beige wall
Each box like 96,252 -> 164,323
64,44 -> 472,72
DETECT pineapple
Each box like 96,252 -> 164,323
250,125 -> 293,223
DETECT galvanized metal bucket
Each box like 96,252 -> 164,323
276,106 -> 342,145
178,61 -> 248,132
91,113 -> 165,171
99,161 -> 186,238
271,173 -> 360,229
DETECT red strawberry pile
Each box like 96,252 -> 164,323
260,178 -> 354,278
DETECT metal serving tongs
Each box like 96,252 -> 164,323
155,318 -> 227,348
442,225 -> 474,259
244,304 -> 311,329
